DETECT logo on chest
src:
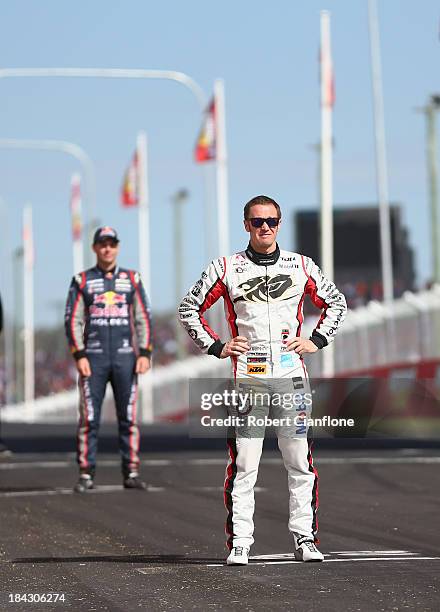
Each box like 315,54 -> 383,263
89,291 -> 129,318
234,274 -> 299,303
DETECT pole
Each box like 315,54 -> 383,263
0,68 -> 207,109
136,132 -> 153,423
0,68 -> 216,272
320,10 -> 335,378
320,11 -> 334,281
13,248 -> 24,403
202,164 -> 216,263
0,199 -> 14,405
172,189 -> 189,360
426,104 -> 440,283
70,173 -> 84,274
23,205 -> 35,418
137,132 -> 150,294
368,0 -> 394,302
0,138 -> 96,268
214,79 -> 230,257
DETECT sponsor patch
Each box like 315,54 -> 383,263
87,280 -> 105,294
247,357 -> 267,364
247,364 -> 267,375
280,353 -> 294,367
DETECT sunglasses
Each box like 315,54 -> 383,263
248,217 -> 280,228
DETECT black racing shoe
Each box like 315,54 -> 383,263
74,474 -> 94,493
123,472 -> 147,490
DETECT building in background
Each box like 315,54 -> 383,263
293,205 -> 415,309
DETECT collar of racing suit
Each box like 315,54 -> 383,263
95,265 -> 118,276
245,242 -> 280,266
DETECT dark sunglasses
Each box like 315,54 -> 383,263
248,217 -> 280,228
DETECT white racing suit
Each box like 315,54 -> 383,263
178,243 -> 347,550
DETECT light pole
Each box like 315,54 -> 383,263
0,198 -> 14,405
12,246 -> 24,403
172,189 -> 189,360
0,68 -> 207,109
417,95 -> 440,283
22,204 -> 35,415
0,138 -> 96,266
368,0 -> 394,303
0,67 -> 224,266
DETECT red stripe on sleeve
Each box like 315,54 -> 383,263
199,279 -> 226,340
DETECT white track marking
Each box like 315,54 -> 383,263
0,484 -> 165,497
250,551 -> 415,560
205,555 -> 440,567
313,457 -> 440,465
1,456 -> 439,470
329,550 -> 414,556
0,485 -> 265,498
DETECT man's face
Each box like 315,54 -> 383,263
244,204 -> 281,251
93,239 -> 119,267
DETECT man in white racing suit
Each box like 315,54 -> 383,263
178,195 -> 347,564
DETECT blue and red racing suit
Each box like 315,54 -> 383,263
65,265 -> 152,477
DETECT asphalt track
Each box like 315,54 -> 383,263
0,445 -> 439,611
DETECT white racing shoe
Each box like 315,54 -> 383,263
226,546 -> 250,566
293,533 -> 324,562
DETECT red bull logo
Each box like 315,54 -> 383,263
90,292 -> 128,317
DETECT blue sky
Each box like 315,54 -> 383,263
0,0 -> 438,325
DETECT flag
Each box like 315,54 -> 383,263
121,151 -> 139,207
320,35 -> 335,108
70,174 -> 82,241
194,98 -> 216,163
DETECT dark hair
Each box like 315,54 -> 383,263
243,195 -> 282,220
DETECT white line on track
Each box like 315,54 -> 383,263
205,556 -> 440,567
328,550 -> 413,556
0,485 -> 266,498
1,456 -> 440,470
250,550 -> 414,559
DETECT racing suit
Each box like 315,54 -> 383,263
178,243 -> 347,550
65,266 -> 152,477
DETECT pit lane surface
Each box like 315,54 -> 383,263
0,448 -> 439,611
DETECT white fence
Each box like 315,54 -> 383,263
2,286 -> 440,424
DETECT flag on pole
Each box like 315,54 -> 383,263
121,152 -> 139,207
70,174 -> 82,241
194,98 -> 216,163
320,34 -> 335,108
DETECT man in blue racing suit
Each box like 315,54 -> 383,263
178,195 -> 347,564
65,227 -> 152,493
